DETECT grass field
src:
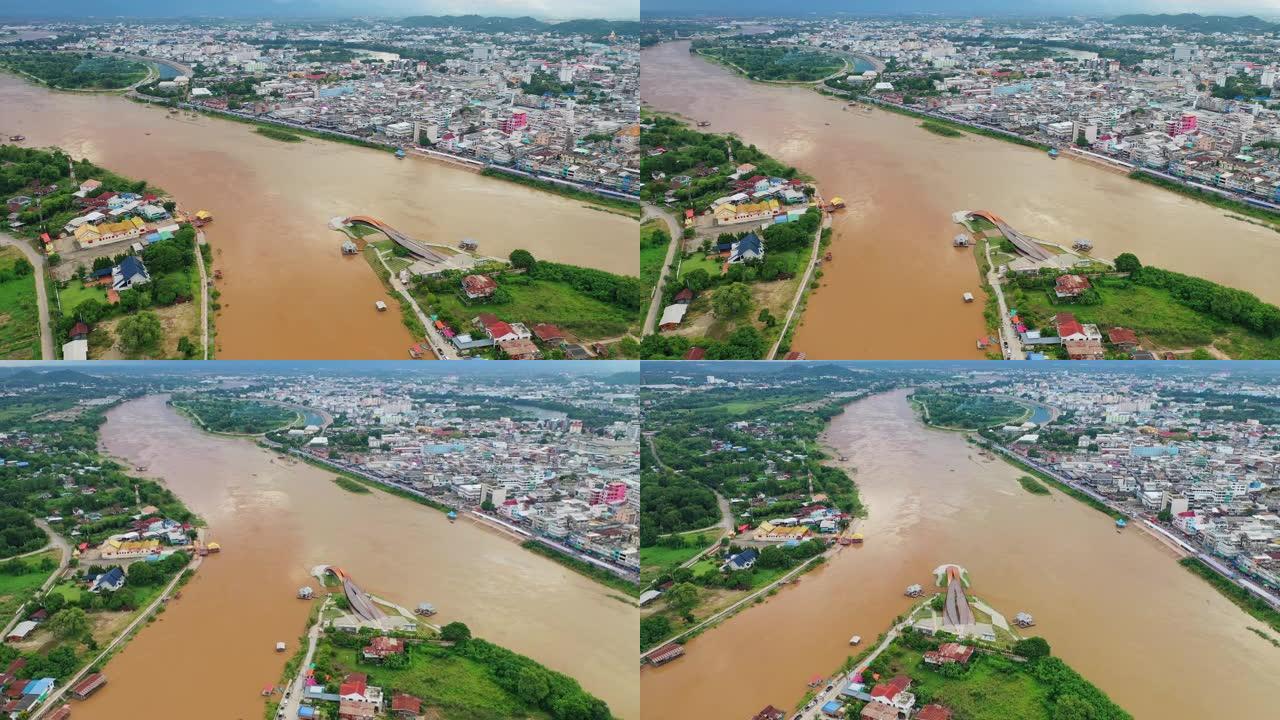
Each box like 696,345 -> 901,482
1001,277 -> 1280,357
318,641 -> 545,720
0,551 -> 59,619
0,248 -> 40,359
420,279 -> 634,340
872,642 -> 1052,720
678,253 -> 723,280
255,126 -> 304,143
640,543 -> 709,583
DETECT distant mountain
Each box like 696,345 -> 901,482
1109,14 -> 1279,33
399,15 -> 642,38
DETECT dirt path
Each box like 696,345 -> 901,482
0,232 -> 52,359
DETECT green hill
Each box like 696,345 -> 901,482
1109,14 -> 1278,33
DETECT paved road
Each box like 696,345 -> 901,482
984,240 -> 1024,360
371,247 -> 457,359
276,597 -> 328,720
641,205 -> 682,336
195,230 -> 210,359
0,233 -> 53,359
768,211 -> 827,359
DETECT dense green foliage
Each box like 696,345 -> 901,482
913,391 -> 1027,429
0,51 -> 147,89
170,394 -> 297,434
0,506 -> 45,557
1129,262 -> 1280,337
255,127 -> 304,143
332,476 -> 371,494
640,115 -> 799,209
1016,475 -> 1051,495
691,41 -> 844,82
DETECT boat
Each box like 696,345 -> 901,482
1048,148 -> 1060,159
213,269 -> 223,279
1072,238 -> 1093,252
905,584 -> 924,597
963,292 -> 975,303
1115,518 -> 1127,532
8,135 -> 24,142
415,602 -> 437,616
375,300 -> 388,312
696,121 -> 710,127
297,586 -> 314,600
447,510 -> 458,522
849,635 -> 862,645
275,641 -> 286,652
1014,612 -> 1035,627
824,251 -> 833,261
395,148 -> 406,159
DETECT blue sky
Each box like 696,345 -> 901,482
0,1 -> 639,20
641,1 -> 1280,17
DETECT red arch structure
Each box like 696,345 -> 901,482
968,210 -> 1054,261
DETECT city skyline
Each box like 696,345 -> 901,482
0,0 -> 640,20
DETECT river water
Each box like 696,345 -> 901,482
640,41 -> 1280,359
83,396 -> 637,719
639,390 -> 1277,719
0,74 -> 636,359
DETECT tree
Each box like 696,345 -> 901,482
118,312 -> 164,356
516,665 -> 552,704
441,621 -> 472,643
48,607 -> 90,640
712,282 -> 752,318
665,581 -> 699,615
683,268 -> 711,293
1013,636 -> 1052,661
177,336 -> 196,359
1114,253 -> 1142,274
509,249 -> 537,270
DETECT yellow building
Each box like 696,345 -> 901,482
99,537 -> 161,559
74,216 -> 146,248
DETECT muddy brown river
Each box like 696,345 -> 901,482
639,390 -> 1277,719
82,395 -> 636,719
640,41 -> 1280,359
0,74 -> 636,359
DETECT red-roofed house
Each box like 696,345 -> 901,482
673,287 -> 694,304
916,704 -> 954,720
532,323 -> 566,343
923,643 -> 974,666
70,672 -> 107,699
461,274 -> 498,300
869,675 -> 914,713
1108,327 -> 1139,349
1054,312 -> 1084,340
361,636 -> 405,662
752,706 -> 786,720
339,672 -> 368,699
390,693 -> 423,718
1054,274 -> 1092,298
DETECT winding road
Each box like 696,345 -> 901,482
0,233 -> 52,359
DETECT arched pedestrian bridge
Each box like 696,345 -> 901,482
315,565 -> 386,622
343,216 -> 447,264
966,210 -> 1054,262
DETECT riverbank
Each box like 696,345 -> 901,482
1129,170 -> 1280,229
478,168 -> 640,217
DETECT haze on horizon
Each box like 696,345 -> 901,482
0,0 -> 639,21
640,0 -> 1280,18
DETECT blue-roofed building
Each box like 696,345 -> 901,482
722,548 -> 757,572
729,233 -> 764,264
112,256 -> 150,291
90,567 -> 126,593
821,700 -> 843,716
24,678 -> 55,699
298,706 -> 317,719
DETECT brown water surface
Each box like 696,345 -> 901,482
82,395 -> 636,719
0,74 -> 636,358
639,390 -> 1278,718
640,41 -> 1280,359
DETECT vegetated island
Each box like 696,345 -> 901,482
0,50 -> 148,90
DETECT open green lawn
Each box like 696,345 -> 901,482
318,642 -> 546,720
640,543 -> 708,586
46,581 -> 82,605
0,551 -> 59,619
873,643 -> 1051,720
56,281 -> 107,314
678,253 -> 723,280
420,279 -> 634,340
0,270 -> 39,360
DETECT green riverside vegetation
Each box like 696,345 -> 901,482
920,120 -> 965,137
254,126 -> 304,143
0,246 -> 40,360
1016,475 -> 1051,495
0,50 -> 147,90
170,394 -> 298,434
520,540 -> 638,597
479,168 -> 640,217
691,41 -> 845,82
332,476 -> 371,494
1179,557 -> 1280,633
913,391 -> 1028,430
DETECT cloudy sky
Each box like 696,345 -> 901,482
642,0 -> 1280,17
0,0 -> 639,20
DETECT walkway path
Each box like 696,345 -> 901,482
768,211 -> 827,359
195,230 -> 209,359
984,239 -> 1024,360
641,205 -> 682,336
0,521 -> 71,641
0,233 -> 52,359
277,596 -> 329,720
370,248 -> 457,359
